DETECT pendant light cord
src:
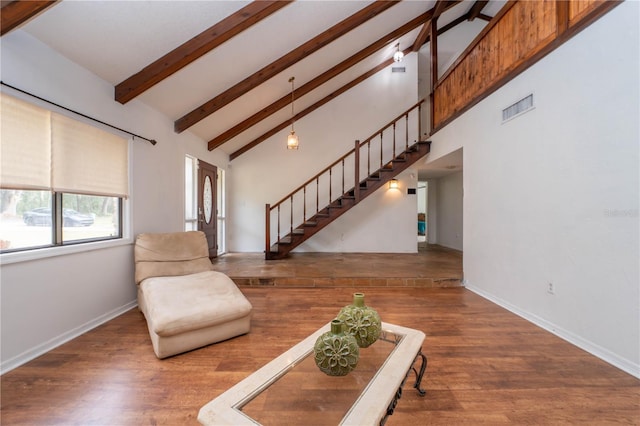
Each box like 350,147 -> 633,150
289,76 -> 295,132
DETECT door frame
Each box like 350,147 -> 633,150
197,160 -> 218,258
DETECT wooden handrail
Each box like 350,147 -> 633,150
267,99 -> 425,252
358,99 -> 425,145
272,146 -> 355,207
271,99 -> 425,208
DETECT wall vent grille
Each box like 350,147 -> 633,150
391,67 -> 406,73
502,94 -> 534,122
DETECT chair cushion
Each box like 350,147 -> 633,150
134,231 -> 213,284
139,271 -> 253,338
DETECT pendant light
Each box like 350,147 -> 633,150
393,43 -> 404,63
287,76 -> 299,150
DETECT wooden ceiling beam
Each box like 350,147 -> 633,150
209,9 -> 438,151
412,20 -> 431,52
229,47 -> 411,161
432,0 -> 450,20
436,13 -> 470,37
1,0 -> 57,36
412,1 -> 461,52
467,0 -> 489,21
414,7 -> 486,52
175,0 -> 399,133
114,1 -> 291,104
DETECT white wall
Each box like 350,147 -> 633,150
2,3 -> 636,378
298,170 -> 418,253
417,182 -> 427,215
0,32 -> 227,373
0,31 -> 422,372
426,179 -> 438,244
430,2 -> 639,376
229,54 -> 420,253
435,171 -> 463,251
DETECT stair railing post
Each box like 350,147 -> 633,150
303,186 -> 307,223
367,140 -> 371,176
265,204 -> 271,256
290,195 -> 293,235
393,122 -> 396,158
354,140 -> 360,202
329,167 -> 333,204
405,113 -> 409,150
341,159 -> 345,196
277,204 -> 281,243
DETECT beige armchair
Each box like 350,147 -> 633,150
134,231 -> 252,359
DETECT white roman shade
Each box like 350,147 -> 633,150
0,92 -> 129,198
51,113 -> 129,198
0,93 -> 51,190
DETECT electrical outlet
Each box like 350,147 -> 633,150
547,282 -> 555,295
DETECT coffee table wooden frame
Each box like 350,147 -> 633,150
198,322 -> 426,426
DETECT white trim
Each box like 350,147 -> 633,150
0,300 -> 138,375
465,283 -> 640,379
0,237 -> 133,265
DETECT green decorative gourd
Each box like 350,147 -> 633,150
313,319 -> 360,376
337,292 -> 381,348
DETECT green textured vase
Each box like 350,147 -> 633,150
313,319 -> 360,376
337,292 -> 381,348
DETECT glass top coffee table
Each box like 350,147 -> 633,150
198,322 -> 426,426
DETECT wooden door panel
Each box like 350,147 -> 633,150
198,160 -> 217,258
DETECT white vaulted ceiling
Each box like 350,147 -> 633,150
9,0 -> 505,160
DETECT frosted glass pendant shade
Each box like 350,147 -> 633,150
287,131 -> 299,150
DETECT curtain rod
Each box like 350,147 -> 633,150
0,81 -> 157,146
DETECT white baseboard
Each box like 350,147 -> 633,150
1,300 -> 138,375
466,283 -> 640,379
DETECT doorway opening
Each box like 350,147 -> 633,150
184,156 -> 225,257
417,181 -> 428,251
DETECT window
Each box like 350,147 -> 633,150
217,168 -> 226,254
0,93 -> 128,253
185,155 -> 198,231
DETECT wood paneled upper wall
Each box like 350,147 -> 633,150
570,0 -> 606,23
432,0 -> 620,131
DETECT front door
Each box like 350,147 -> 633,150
198,160 -> 217,258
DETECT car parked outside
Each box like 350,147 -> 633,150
23,208 -> 95,227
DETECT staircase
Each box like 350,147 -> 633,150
266,100 -> 430,260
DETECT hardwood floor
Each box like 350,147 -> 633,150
1,287 -> 638,425
211,244 -> 464,287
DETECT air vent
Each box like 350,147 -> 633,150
392,67 -> 406,73
502,94 -> 534,122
